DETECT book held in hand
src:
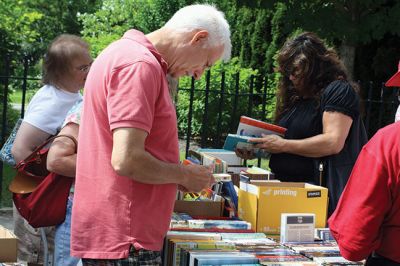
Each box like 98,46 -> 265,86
223,134 -> 268,158
237,116 -> 286,137
223,116 -> 287,158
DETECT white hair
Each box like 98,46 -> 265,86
164,4 -> 232,62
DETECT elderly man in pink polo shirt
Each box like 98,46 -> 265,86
71,4 -> 231,265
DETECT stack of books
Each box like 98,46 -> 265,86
283,241 -> 364,265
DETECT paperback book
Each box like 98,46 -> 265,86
237,116 -> 287,137
223,116 -> 287,158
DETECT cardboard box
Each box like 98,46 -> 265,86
230,173 -> 275,187
174,200 -> 224,217
238,181 -> 328,235
0,225 -> 17,262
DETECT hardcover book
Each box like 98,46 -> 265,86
188,219 -> 251,230
223,116 -> 287,158
237,116 -> 286,137
223,134 -> 268,157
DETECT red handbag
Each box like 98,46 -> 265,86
9,135 -> 77,228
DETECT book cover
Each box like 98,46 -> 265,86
237,116 -> 287,137
190,251 -> 258,266
300,250 -> 341,259
219,232 -> 267,240
313,256 -> 364,265
223,134 -> 269,157
197,148 -> 243,166
188,219 -> 251,230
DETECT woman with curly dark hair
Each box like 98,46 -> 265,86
240,32 -> 367,215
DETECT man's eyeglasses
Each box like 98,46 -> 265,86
76,62 -> 93,73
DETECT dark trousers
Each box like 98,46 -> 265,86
82,246 -> 162,266
366,253 -> 400,266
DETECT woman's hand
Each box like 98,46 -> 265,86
250,134 -> 287,154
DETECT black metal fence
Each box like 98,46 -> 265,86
0,56 -> 398,207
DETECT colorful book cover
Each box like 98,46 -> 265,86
189,251 -> 258,266
257,254 -> 311,262
313,256 -> 364,264
223,134 -> 270,158
197,148 -> 243,166
188,219 -> 251,230
220,232 -> 267,240
237,116 -> 287,137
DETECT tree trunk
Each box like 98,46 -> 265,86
339,43 -> 355,80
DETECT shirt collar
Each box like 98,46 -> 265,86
122,29 -> 168,74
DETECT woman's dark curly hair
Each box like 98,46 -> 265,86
275,32 -> 350,122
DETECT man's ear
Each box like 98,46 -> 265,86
190,30 -> 208,45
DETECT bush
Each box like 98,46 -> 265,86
176,57 -> 277,147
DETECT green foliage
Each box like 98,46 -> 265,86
175,58 -> 277,145
80,0 -> 189,57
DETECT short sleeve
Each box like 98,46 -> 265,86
62,100 -> 83,128
107,61 -> 160,133
23,85 -> 81,135
321,80 -> 360,120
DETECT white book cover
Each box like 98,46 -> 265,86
237,116 -> 286,137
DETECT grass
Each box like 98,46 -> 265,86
9,89 -> 23,104
1,164 -> 15,208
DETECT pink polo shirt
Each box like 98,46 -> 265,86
71,30 -> 179,259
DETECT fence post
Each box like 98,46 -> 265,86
0,55 -> 10,207
247,75 -> 254,117
391,87 -> 398,119
378,82 -> 385,128
21,55 -> 30,118
185,77 -> 196,159
200,70 -> 211,148
364,81 -> 373,134
229,72 -> 240,132
215,71 -> 225,148
261,75 -> 268,119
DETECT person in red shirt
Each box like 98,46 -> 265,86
329,61 -> 400,266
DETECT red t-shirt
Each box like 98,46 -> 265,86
71,30 -> 179,259
329,122 -> 400,263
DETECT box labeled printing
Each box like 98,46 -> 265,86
0,225 -> 17,262
238,182 -> 328,235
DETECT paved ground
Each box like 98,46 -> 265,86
0,208 -> 13,231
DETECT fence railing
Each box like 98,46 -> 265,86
0,56 -> 398,207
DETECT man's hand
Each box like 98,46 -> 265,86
180,164 -> 215,192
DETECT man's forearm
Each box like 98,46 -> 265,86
111,148 -> 186,185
